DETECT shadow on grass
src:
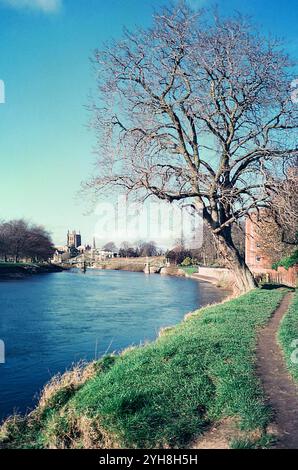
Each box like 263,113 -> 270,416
260,283 -> 295,291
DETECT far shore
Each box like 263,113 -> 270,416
83,257 -> 234,292
0,258 -> 233,293
0,262 -> 65,280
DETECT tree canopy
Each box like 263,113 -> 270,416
0,219 -> 54,263
88,3 -> 298,291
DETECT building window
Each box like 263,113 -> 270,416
256,256 -> 261,262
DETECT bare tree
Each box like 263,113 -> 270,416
166,245 -> 192,265
88,3 -> 298,292
5,219 -> 29,263
25,225 -> 55,262
0,221 -> 10,261
194,221 -> 244,266
136,240 -> 158,257
255,159 -> 298,262
193,220 -> 219,266
232,223 -> 245,260
102,241 -> 118,252
266,158 -> 298,245
255,213 -> 294,264
0,219 -> 54,262
119,241 -> 138,257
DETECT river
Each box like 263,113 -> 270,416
0,269 -> 226,422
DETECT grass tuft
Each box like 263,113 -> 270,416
278,289 -> 298,383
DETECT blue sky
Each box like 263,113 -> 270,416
0,0 -> 297,246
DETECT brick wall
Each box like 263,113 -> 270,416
258,265 -> 298,288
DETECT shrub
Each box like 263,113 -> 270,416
272,249 -> 298,271
181,257 -> 192,267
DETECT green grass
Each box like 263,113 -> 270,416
0,288 -> 286,449
0,262 -> 33,268
278,289 -> 298,383
179,266 -> 198,275
230,434 -> 276,449
272,249 -> 298,270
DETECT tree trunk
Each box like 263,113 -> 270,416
214,232 -> 257,293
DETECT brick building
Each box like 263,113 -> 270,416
245,211 -> 297,287
245,214 -> 272,272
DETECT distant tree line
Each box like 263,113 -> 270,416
102,240 -> 162,258
0,219 -> 54,263
101,225 -> 246,266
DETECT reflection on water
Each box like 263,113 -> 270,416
0,269 -> 226,421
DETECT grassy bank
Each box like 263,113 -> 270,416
0,262 -> 64,278
0,262 -> 33,268
278,289 -> 298,383
179,266 -> 198,276
0,288 -> 286,449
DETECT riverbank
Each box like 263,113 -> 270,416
90,257 -> 234,291
0,270 -> 217,423
0,262 -> 65,279
0,287 -> 287,449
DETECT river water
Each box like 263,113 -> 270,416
0,269 -> 226,422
